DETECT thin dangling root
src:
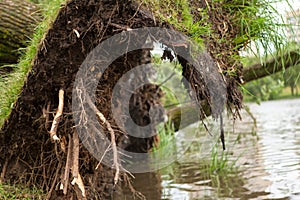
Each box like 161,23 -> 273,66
86,93 -> 120,186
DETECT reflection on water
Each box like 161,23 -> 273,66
116,98 -> 300,200
249,99 -> 300,199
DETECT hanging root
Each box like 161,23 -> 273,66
49,89 -> 64,140
62,134 -> 72,195
220,114 -> 225,150
123,174 -> 145,200
56,131 -> 86,198
70,130 -> 86,197
85,93 -> 120,186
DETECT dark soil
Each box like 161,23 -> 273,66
0,0 -> 244,199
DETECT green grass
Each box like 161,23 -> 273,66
155,118 -> 240,175
243,84 -> 300,102
0,0 -> 65,196
0,184 -> 45,200
278,85 -> 300,98
0,0 -> 65,128
141,0 -> 211,46
207,142 -> 239,174
154,120 -> 176,151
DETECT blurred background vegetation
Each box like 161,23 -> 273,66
242,42 -> 300,102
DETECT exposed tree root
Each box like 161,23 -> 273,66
49,89 -> 64,141
46,162 -> 62,200
72,130 -> 79,179
70,130 -> 86,198
62,134 -> 72,195
0,0 -> 263,198
0,158 -> 8,183
71,172 -> 86,198
85,90 -> 121,186
46,89 -> 88,198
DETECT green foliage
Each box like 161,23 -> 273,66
151,55 -> 187,107
283,63 -> 300,95
142,0 -> 211,46
243,76 -> 285,102
0,0 -> 65,127
242,43 -> 300,102
0,184 -> 44,200
228,0 -> 288,57
154,120 -> 176,151
208,142 -> 239,174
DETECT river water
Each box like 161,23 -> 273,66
116,98 -> 300,200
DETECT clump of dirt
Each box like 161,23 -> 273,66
0,0 -> 245,199
189,0 -> 244,113
0,0 -> 162,198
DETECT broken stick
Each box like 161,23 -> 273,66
70,130 -> 86,198
49,89 -> 64,140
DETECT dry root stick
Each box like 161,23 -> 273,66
62,134 -> 73,195
71,130 -> 86,198
49,89 -> 64,140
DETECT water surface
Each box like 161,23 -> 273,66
116,98 -> 300,200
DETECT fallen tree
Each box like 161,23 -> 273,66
0,0 -> 295,199
0,0 -> 40,65
242,50 -> 300,83
168,50 -> 300,130
2,0 -> 299,82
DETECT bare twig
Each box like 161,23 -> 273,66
49,89 -> 64,140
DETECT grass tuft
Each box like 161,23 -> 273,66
0,184 -> 45,200
0,0 -> 66,127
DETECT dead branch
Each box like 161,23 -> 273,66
49,89 -> 64,140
